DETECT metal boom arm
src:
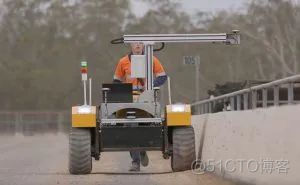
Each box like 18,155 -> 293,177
123,30 -> 240,45
121,30 -> 240,91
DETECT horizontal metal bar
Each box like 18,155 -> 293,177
101,147 -> 162,152
124,32 -> 240,45
192,74 -> 300,106
101,118 -> 162,124
124,34 -> 226,42
257,100 -> 300,103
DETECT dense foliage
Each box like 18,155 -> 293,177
0,0 -> 299,110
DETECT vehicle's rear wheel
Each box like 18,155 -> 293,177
171,126 -> 196,172
69,128 -> 92,174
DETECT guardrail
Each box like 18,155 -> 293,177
0,111 -> 69,124
192,75 -> 300,114
0,111 -> 70,135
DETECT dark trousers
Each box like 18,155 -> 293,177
130,151 -> 146,164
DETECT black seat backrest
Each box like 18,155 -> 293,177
102,83 -> 133,103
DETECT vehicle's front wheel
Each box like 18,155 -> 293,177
69,128 -> 92,174
171,126 -> 196,172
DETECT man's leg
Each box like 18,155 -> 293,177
129,151 -> 140,171
140,151 -> 149,167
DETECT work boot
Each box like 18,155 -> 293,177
129,162 -> 140,171
140,151 -> 149,167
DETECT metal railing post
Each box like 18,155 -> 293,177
230,97 -> 235,111
288,83 -> 294,105
243,93 -> 248,110
262,88 -> 268,108
200,105 -> 203,114
252,90 -> 257,109
208,102 -> 212,113
236,95 -> 241,110
204,103 -> 208,114
274,85 -> 279,106
195,105 -> 200,115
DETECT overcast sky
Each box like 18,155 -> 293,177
179,0 -> 247,12
131,0 -> 248,17
132,0 -> 300,17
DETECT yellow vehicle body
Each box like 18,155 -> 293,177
165,104 -> 191,126
72,106 -> 96,127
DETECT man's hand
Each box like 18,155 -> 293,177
154,75 -> 167,87
113,79 -> 122,83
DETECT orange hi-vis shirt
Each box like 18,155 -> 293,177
114,54 -> 166,90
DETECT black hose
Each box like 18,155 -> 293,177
111,37 -> 165,52
110,37 -> 124,44
154,42 -> 165,52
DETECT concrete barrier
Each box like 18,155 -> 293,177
192,104 -> 300,185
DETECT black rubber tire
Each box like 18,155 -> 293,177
171,126 -> 196,172
69,128 -> 92,174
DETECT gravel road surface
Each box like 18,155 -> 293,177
0,133 -> 237,185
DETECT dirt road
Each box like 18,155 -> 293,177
0,133 -> 236,185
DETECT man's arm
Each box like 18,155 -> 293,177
153,57 -> 167,87
113,60 -> 125,83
